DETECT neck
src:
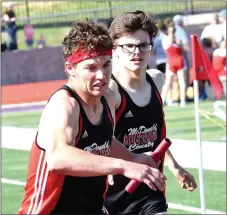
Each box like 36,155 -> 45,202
66,81 -> 101,108
113,67 -> 147,91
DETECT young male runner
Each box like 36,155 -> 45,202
17,20 -> 166,215
105,11 -> 197,215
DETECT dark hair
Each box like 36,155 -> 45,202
109,10 -> 158,43
157,19 -> 167,32
201,38 -> 212,48
62,20 -> 113,61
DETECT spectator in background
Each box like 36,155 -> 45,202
201,38 -> 215,61
37,33 -> 46,49
24,19 -> 34,48
200,14 -> 220,48
173,15 -> 190,88
217,9 -> 226,46
162,24 -> 186,107
3,2 -> 18,50
199,38 -> 214,100
173,15 -> 190,101
149,20 -> 167,73
213,39 -> 226,97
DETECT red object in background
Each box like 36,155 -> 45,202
212,49 -> 226,77
191,35 -> 223,100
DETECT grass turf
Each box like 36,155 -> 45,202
2,100 -> 226,141
2,148 -> 226,214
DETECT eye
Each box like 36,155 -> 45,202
103,62 -> 111,68
139,43 -> 147,48
85,65 -> 96,71
125,44 -> 135,48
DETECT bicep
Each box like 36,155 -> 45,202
37,98 -> 79,155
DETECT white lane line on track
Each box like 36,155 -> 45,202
2,178 -> 225,214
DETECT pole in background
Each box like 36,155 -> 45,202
108,0 -> 113,20
25,0 -> 30,23
191,34 -> 206,215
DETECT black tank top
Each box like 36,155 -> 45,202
105,74 -> 167,214
50,85 -> 114,214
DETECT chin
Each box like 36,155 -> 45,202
91,90 -> 106,97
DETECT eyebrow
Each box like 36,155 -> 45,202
84,59 -> 111,67
119,42 -> 149,45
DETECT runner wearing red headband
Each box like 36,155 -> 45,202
17,20 -> 166,215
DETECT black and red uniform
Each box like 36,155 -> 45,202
104,74 -> 168,214
18,85 -> 114,214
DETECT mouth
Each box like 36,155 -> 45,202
93,82 -> 107,88
131,58 -> 143,63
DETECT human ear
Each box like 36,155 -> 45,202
65,62 -> 74,76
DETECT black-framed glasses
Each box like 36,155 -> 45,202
117,43 -> 153,53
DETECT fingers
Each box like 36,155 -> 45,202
143,168 -> 167,192
108,175 -> 114,186
178,174 -> 197,191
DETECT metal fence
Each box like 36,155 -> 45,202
1,0 -> 226,28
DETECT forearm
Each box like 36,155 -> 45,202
47,144 -> 126,177
110,138 -> 156,167
169,34 -> 175,44
110,137 -> 134,161
164,149 -> 179,171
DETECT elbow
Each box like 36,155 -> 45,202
46,151 -> 66,173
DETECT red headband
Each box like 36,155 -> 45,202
66,49 -> 112,64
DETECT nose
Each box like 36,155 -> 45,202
96,69 -> 105,79
134,46 -> 141,53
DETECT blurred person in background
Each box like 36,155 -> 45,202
213,39 -> 226,97
173,15 -> 190,102
200,14 -> 220,48
37,33 -> 46,49
216,9 -> 226,47
198,38 -> 215,101
2,2 -> 18,50
149,19 -> 167,74
162,23 -> 187,107
24,19 -> 34,49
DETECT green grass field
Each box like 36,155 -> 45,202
2,100 -> 226,141
2,148 -> 226,214
2,100 -> 226,214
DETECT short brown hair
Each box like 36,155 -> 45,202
109,10 -> 158,43
62,20 -> 113,61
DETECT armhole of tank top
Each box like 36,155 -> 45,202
101,97 -> 114,128
35,131 -> 46,151
115,91 -> 127,125
146,73 -> 163,106
111,74 -> 127,112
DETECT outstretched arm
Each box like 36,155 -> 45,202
165,149 -> 197,191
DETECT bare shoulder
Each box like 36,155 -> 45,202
146,69 -> 165,93
42,90 -> 80,122
109,78 -> 119,93
104,87 -> 117,110
37,90 -> 80,148
108,78 -> 121,109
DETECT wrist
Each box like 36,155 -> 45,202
112,158 -> 127,175
168,161 -> 179,172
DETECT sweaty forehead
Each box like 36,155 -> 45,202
116,30 -> 150,45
